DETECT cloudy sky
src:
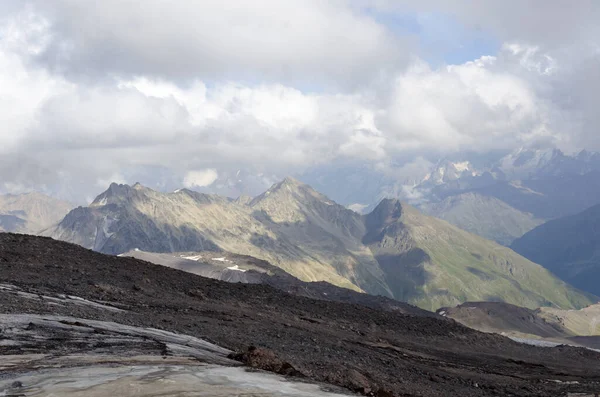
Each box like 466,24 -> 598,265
1,1 -> 599,202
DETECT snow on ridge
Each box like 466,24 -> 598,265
212,257 -> 231,262
452,161 -> 471,172
181,254 -> 203,261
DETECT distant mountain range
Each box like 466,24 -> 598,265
0,192 -> 73,234
419,193 -> 544,246
511,203 -> 600,296
305,148 -> 600,246
12,147 -> 600,248
43,178 -> 595,311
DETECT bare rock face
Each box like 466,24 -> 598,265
229,346 -> 304,377
0,313 -> 236,366
0,315 -> 349,397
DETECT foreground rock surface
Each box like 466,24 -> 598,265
1,363 -> 351,397
2,233 -> 600,396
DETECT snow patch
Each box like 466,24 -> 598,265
226,265 -> 246,272
212,257 -> 232,263
438,166 -> 445,180
181,254 -> 202,261
452,161 -> 471,172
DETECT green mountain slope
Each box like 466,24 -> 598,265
420,192 -> 544,245
511,203 -> 600,296
47,180 -> 596,310
364,199 -> 595,311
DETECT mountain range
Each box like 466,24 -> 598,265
419,192 -> 544,246
0,192 -> 73,234
408,149 -> 600,242
44,177 -> 595,311
15,147 -> 600,248
306,148 -> 600,246
511,203 -> 600,296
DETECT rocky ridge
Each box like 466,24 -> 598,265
45,179 -> 596,310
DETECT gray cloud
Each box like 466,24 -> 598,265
1,1 -> 600,202
26,0 -> 411,88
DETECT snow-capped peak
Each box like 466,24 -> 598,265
420,160 -> 477,186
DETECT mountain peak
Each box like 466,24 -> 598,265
252,177 -> 313,203
249,177 -> 342,223
364,198 -> 404,237
279,176 -> 304,188
90,183 -> 145,207
370,198 -> 403,221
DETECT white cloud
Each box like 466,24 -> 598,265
1,1 -> 600,202
184,169 -> 219,188
503,43 -> 557,76
381,53 -> 548,153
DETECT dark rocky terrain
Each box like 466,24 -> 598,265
437,302 -> 568,339
2,233 -> 600,396
438,301 -> 600,347
121,248 -> 437,317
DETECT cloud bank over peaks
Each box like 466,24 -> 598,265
0,1 -> 599,202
